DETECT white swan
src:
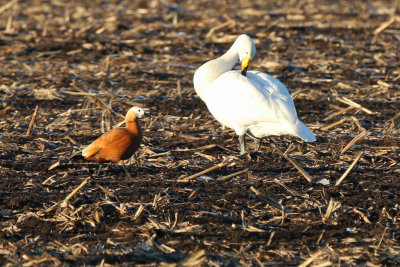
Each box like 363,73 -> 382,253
193,34 -> 316,155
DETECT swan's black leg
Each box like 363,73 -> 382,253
239,135 -> 247,155
254,138 -> 261,151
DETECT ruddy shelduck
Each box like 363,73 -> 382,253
82,106 -> 145,163
193,34 -> 316,155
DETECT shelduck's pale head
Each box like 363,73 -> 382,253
126,106 -> 145,123
233,34 -> 256,76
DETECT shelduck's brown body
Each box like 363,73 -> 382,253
82,107 -> 144,162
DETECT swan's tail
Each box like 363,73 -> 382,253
292,120 -> 316,142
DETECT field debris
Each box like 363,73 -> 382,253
0,0 -> 399,265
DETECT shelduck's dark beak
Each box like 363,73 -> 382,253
241,56 -> 250,76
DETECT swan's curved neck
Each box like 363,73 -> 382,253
193,47 -> 239,99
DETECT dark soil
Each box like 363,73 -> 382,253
0,0 -> 399,265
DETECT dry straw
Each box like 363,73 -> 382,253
335,151 -> 364,186
61,178 -> 91,208
178,162 -> 228,182
26,105 -> 39,136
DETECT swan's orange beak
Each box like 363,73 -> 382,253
241,56 -> 250,76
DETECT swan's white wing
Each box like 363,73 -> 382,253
202,70 -> 294,133
249,71 -> 316,141
248,71 -> 298,124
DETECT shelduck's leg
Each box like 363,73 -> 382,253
122,161 -> 132,180
95,164 -> 102,176
134,153 -> 140,168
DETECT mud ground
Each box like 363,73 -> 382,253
0,0 -> 399,266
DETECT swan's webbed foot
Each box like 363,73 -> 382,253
239,135 -> 247,155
